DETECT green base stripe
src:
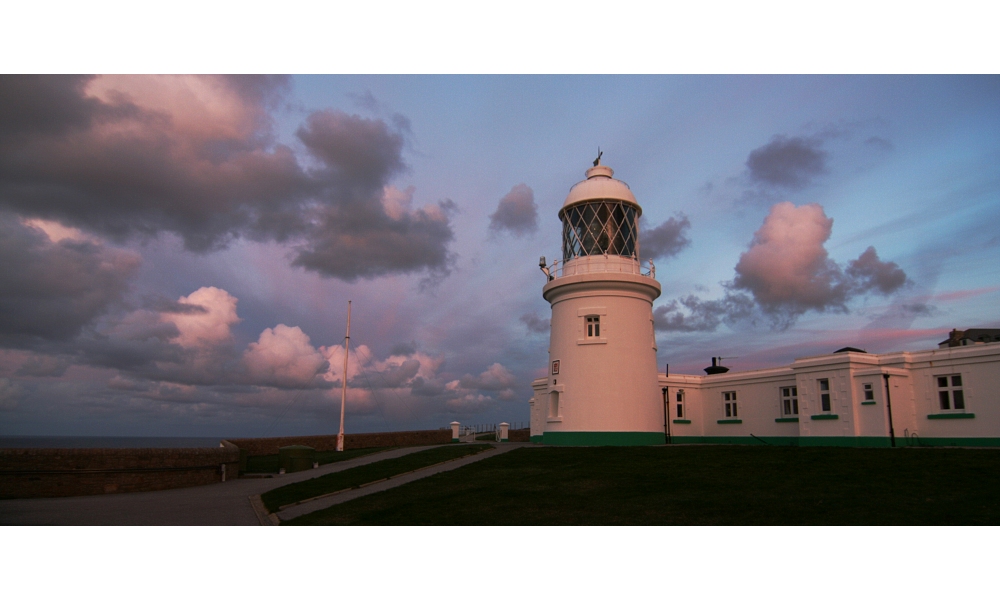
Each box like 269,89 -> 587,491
530,435 -> 544,444
542,431 -> 666,446
811,414 -> 839,420
671,436 -> 1000,448
861,401 -> 877,405
717,419 -> 743,424
672,436 -> 800,446
927,413 -> 975,419
775,417 -> 799,423
673,419 -> 691,424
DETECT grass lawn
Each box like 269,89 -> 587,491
263,444 -> 492,513
245,447 -> 388,474
284,445 -> 1000,525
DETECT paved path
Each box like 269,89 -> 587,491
276,442 -> 527,522
0,445 -> 449,525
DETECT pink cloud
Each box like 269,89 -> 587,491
161,287 -> 240,348
244,324 -> 328,388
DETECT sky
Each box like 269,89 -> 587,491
1,74 -> 998,438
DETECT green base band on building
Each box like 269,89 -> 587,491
542,431 -> 666,446
669,436 -> 1000,447
530,435 -> 544,444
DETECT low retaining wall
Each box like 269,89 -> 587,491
0,441 -> 240,499
225,430 -> 452,456
508,429 -> 530,443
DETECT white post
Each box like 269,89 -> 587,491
451,421 -> 461,442
337,301 -> 351,452
499,422 -> 509,442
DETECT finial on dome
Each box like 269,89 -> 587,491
593,147 -> 602,167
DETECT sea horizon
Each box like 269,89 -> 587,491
0,436 -> 227,449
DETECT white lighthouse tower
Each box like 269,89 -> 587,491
532,159 -> 663,445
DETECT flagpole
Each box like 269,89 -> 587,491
337,300 -> 351,452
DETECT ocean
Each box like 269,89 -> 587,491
0,436 -> 225,449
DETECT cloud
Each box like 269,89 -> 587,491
0,75 -> 458,283
0,216 -> 141,342
244,324 -> 329,388
0,378 -> 20,410
732,202 -> 849,314
865,136 -> 894,151
15,354 -> 71,377
348,89 -> 381,113
641,214 -> 691,260
458,363 -> 516,391
846,246 -> 908,295
489,184 -> 538,237
445,393 -> 493,413
160,287 -> 241,349
520,313 -> 550,334
654,294 -> 755,332
746,135 -> 827,189
657,202 -> 910,332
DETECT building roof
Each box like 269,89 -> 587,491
939,328 -> 1000,347
561,164 -> 641,216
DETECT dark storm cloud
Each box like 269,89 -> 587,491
296,109 -> 406,187
641,214 -> 691,261
489,184 -> 538,237
746,135 -> 828,189
15,354 -> 72,377
0,217 -> 141,342
520,313 -> 550,334
0,75 -> 308,251
0,75 -> 102,136
0,75 -> 457,282
390,341 -> 417,356
289,109 -> 457,281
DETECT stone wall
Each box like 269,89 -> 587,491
225,429 -> 452,456
508,428 -> 531,442
0,441 -> 240,499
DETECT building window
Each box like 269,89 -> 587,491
937,375 -> 965,411
723,391 -> 738,418
780,386 -> 798,416
676,390 -> 685,419
586,315 -> 600,338
863,383 -> 874,401
819,379 -> 832,412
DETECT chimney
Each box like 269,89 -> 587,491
704,356 -> 730,375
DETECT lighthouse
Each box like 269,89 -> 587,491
531,159 -> 664,445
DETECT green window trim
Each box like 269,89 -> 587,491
860,401 -> 877,405
811,414 -> 839,420
927,413 -> 975,420
717,419 -> 743,424
672,419 -> 691,424
775,417 -> 799,423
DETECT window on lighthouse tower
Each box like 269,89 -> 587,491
586,315 -> 601,338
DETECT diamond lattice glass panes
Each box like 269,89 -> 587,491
562,201 -> 638,261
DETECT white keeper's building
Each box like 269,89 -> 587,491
529,162 -> 1000,447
